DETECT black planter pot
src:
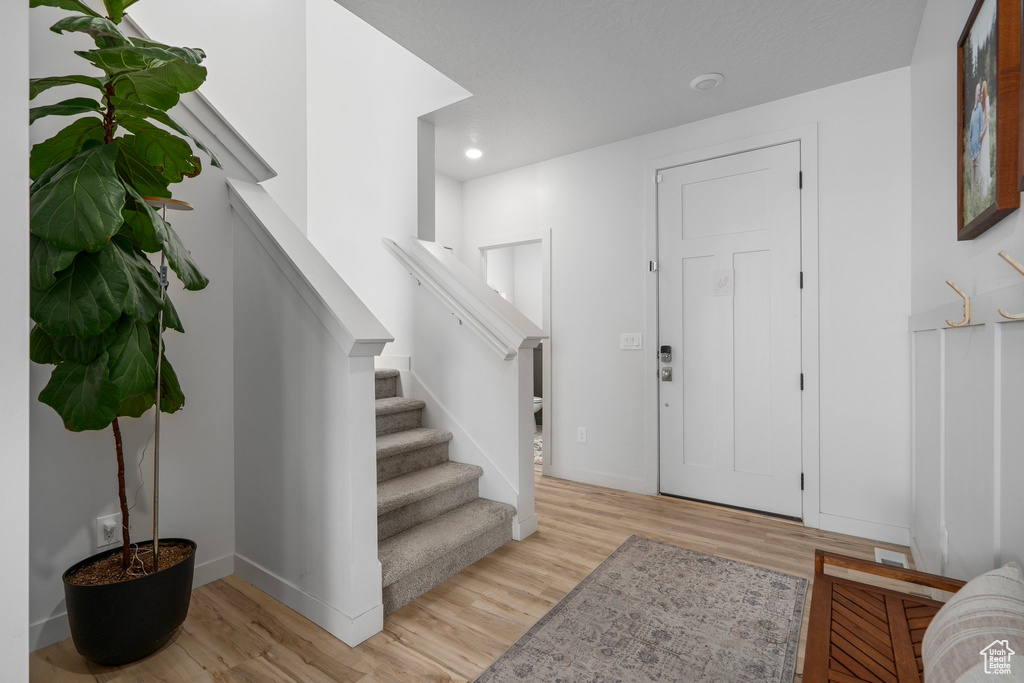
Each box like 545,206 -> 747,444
62,538 -> 196,666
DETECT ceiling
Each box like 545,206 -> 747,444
335,0 -> 928,182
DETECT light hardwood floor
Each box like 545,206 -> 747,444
31,467 -> 911,681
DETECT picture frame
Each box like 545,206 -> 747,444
957,0 -> 1020,240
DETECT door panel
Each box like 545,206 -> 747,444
658,142 -> 802,518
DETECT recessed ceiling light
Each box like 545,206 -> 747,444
465,148 -> 483,160
689,73 -> 724,91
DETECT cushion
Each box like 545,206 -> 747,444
922,561 -> 1024,682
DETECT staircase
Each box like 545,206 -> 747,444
374,369 -> 516,615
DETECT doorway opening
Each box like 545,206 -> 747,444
479,232 -> 552,472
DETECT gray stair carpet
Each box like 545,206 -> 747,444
374,369 -> 516,616
378,498 -> 516,615
375,368 -> 399,400
375,396 -> 425,436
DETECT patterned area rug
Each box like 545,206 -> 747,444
476,536 -> 808,682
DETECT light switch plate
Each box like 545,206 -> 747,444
620,333 -> 643,350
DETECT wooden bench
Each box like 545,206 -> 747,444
804,550 -> 966,683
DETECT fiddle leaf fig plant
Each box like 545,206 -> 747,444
29,0 -> 219,573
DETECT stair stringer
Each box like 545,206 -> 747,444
401,370 -> 538,540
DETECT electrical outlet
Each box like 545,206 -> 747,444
96,513 -> 120,548
577,427 -> 587,443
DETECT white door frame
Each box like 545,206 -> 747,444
643,124 -> 821,529
473,229 -> 553,476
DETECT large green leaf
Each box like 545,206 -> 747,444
109,236 -> 163,323
76,46 -> 166,75
30,116 -> 105,181
31,247 -> 128,339
128,38 -> 205,66
115,136 -> 169,198
119,119 -> 200,183
102,0 -> 125,24
30,143 -> 125,252
53,322 -> 116,364
29,75 -> 103,101
106,316 -> 156,399
29,0 -> 100,17
29,97 -> 101,125
116,185 -> 206,290
50,15 -> 129,45
115,105 -> 221,168
30,325 -> 62,365
117,343 -> 183,417
29,234 -> 78,291
39,352 -> 120,431
161,295 -> 183,333
112,69 -> 180,111
120,183 -> 169,251
163,223 -> 209,291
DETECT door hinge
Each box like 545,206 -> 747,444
801,473 -> 805,491
649,260 -> 658,272
800,373 -> 804,390
799,171 -> 803,189
656,173 -> 664,183
799,271 -> 804,289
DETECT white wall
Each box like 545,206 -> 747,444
909,0 -> 1024,578
435,172 -> 464,252
461,68 -> 914,542
305,0 -> 468,357
28,7 -> 235,650
232,197 -> 383,646
1,0 -> 31,675
128,0 -> 308,232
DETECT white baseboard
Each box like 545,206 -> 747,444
513,513 -> 538,540
818,513 -> 911,546
548,462 -> 656,497
30,551 -> 236,652
233,554 -> 382,647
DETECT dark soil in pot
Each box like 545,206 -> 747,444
62,539 -> 196,666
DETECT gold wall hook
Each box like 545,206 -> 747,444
945,280 -> 971,327
997,250 -> 1024,320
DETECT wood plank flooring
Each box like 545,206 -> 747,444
31,467 -> 912,682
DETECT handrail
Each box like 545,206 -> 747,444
230,179 -> 393,357
382,237 -> 546,360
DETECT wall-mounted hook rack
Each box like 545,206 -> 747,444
997,250 -> 1024,320
945,280 -> 971,327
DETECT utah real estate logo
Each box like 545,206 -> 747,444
980,640 -> 1015,676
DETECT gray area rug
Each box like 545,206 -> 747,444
476,535 -> 808,682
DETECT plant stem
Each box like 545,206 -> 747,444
102,81 -> 116,144
112,417 -> 131,571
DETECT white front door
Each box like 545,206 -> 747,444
658,142 -> 802,518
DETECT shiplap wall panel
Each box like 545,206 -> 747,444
912,330 -> 941,574
943,325 -> 995,581
1000,323 -> 1024,568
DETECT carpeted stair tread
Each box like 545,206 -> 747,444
377,461 -> 483,516
375,396 -> 425,415
374,368 -> 400,380
376,428 -> 453,460
379,498 -> 516,588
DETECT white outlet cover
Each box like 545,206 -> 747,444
96,513 -> 121,548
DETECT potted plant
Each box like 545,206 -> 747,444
28,0 -> 219,665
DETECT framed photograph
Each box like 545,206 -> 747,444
957,0 -> 1020,240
